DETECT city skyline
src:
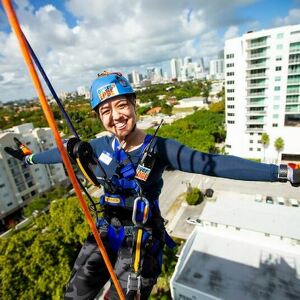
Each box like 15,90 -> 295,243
0,0 -> 300,102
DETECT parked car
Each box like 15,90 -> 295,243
265,196 -> 274,204
255,194 -> 263,202
186,217 -> 202,225
277,197 -> 285,205
289,198 -> 299,207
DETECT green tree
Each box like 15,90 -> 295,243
274,137 -> 284,163
0,196 -> 89,300
200,80 -> 212,103
260,133 -> 270,162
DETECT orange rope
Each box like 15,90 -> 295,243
2,1 -> 125,299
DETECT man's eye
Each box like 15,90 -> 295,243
101,110 -> 110,115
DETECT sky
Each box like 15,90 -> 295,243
0,0 -> 300,103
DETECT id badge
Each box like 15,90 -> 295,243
135,164 -> 151,181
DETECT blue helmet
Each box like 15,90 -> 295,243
90,71 -> 135,110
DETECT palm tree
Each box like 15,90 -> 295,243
274,137 -> 284,163
200,80 -> 212,104
260,133 -> 270,162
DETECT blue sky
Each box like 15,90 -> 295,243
0,0 -> 300,102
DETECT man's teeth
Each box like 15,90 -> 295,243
115,122 -> 126,129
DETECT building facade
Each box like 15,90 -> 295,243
225,24 -> 300,162
0,123 -> 67,227
171,192 -> 300,299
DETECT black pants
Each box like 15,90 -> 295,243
64,234 -> 159,300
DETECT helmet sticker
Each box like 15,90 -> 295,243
97,83 -> 119,102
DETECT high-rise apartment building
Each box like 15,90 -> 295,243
225,24 -> 300,162
0,123 -> 67,227
170,58 -> 182,80
209,59 -> 224,80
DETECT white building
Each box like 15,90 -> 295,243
209,59 -> 225,80
0,123 -> 67,226
170,58 -> 182,80
132,70 -> 141,87
224,24 -> 300,163
171,192 -> 300,299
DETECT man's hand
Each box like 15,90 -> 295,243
4,137 -> 32,161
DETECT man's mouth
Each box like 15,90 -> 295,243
114,121 -> 127,130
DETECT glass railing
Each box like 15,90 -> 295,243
247,63 -> 267,69
286,98 -> 300,104
246,73 -> 266,78
288,69 -> 300,75
289,59 -> 300,64
287,88 -> 300,94
248,41 -> 267,49
247,110 -> 266,115
247,92 -> 265,97
289,48 -> 300,54
249,52 -> 267,59
285,104 -> 300,112
248,83 -> 267,88
287,80 -> 300,85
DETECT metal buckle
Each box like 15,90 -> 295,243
132,197 -> 150,226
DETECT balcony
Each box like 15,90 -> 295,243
246,101 -> 266,107
247,39 -> 268,50
246,109 -> 267,116
285,104 -> 300,113
247,52 -> 268,60
286,88 -> 300,95
288,69 -> 300,75
246,126 -> 264,132
287,80 -> 300,85
246,72 -> 267,79
246,62 -> 267,70
247,82 -> 267,89
289,59 -> 300,65
286,98 -> 300,104
247,92 -> 266,98
289,48 -> 300,54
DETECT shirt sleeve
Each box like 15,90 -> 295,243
31,147 -> 63,164
156,137 -> 278,182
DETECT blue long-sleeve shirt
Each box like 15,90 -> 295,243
31,135 -> 278,200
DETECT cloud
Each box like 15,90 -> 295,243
273,9 -> 300,27
0,0 -> 259,102
224,26 -> 240,40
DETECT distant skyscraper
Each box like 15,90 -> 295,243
146,67 -> 155,82
127,73 -> 133,84
209,59 -> 224,79
184,56 -> 192,65
131,71 -> 141,86
170,58 -> 182,80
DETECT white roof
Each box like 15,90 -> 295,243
200,192 -> 300,240
172,227 -> 300,300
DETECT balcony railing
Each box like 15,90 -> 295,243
247,101 -> 266,106
288,69 -> 300,75
247,92 -> 266,97
247,41 -> 268,49
248,52 -> 268,59
246,127 -> 264,132
246,63 -> 267,69
289,48 -> 300,54
287,80 -> 300,85
286,98 -> 300,104
289,59 -> 300,64
246,73 -> 267,79
247,83 -> 267,89
285,104 -> 300,112
287,88 -> 300,95
246,110 -> 267,115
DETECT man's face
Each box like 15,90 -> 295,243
98,96 -> 136,140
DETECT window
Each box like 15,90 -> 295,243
227,113 -> 235,116
228,120 -> 235,124
277,33 -> 283,39
249,148 -> 253,151
0,183 -> 5,188
275,76 -> 281,82
226,53 -> 234,59
227,97 -> 235,101
227,89 -> 234,93
250,133 -> 254,136
273,114 -> 279,119
276,56 -> 282,61
257,148 -> 261,151
250,140 -> 253,143
273,123 -> 278,127
227,80 -> 234,85
227,105 -> 235,109
26,141 -> 31,145
273,105 -> 280,109
7,202 -> 13,207
274,95 -> 280,101
226,63 -> 234,67
276,44 -> 283,50
226,144 -> 232,148
276,66 -> 282,71
227,72 -> 234,76
274,86 -> 280,91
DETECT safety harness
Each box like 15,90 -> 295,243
67,126 -> 176,298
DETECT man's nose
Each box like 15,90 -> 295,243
111,108 -> 121,119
